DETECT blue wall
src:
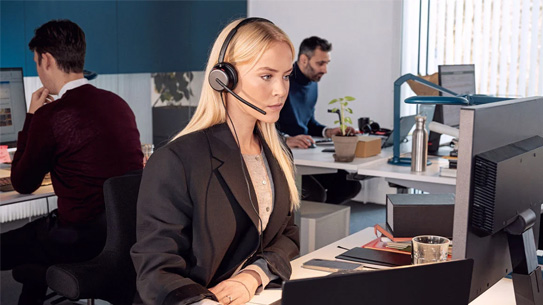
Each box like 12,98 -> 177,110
1,0 -> 247,76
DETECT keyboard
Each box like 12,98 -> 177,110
0,173 -> 52,192
315,138 -> 333,144
0,177 -> 14,192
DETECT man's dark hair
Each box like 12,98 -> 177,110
298,36 -> 332,60
28,19 -> 86,74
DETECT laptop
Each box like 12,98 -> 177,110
381,115 -> 417,148
280,259 -> 473,305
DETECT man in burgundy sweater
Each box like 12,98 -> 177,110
0,20 -> 143,304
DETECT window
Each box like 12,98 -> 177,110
402,0 -> 543,98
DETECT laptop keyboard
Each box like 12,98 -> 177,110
0,177 -> 14,192
0,174 -> 52,192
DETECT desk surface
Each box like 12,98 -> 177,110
292,147 -> 385,174
0,167 -> 55,206
292,143 -> 456,192
248,227 -> 515,305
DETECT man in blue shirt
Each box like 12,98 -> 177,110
277,37 -> 360,204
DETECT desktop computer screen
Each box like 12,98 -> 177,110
428,64 -> 476,154
452,97 -> 543,303
0,68 -> 27,147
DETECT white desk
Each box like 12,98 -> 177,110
356,155 -> 456,193
0,167 -> 55,206
292,144 -> 456,193
292,147 -> 384,175
248,227 -> 515,305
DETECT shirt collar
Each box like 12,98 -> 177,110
58,78 -> 89,99
292,61 -> 312,86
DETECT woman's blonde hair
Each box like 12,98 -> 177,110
173,18 -> 300,209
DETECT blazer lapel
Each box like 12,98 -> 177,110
206,124 -> 260,229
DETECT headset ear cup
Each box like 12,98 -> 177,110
208,63 -> 238,92
222,63 -> 238,90
370,122 -> 380,134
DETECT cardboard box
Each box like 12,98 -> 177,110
386,193 -> 455,238
355,136 -> 381,158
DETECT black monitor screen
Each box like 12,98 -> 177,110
0,68 -> 27,147
428,64 -> 476,153
438,64 -> 476,127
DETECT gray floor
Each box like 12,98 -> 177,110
0,201 -> 385,305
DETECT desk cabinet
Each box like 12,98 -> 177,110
298,201 -> 350,255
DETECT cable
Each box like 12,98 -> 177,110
220,93 -> 265,255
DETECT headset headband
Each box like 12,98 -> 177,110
217,17 -> 273,64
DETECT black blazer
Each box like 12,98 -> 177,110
131,123 -> 300,305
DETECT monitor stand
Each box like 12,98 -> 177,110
506,210 -> 543,305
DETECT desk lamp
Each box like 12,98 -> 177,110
389,73 -> 469,166
83,70 -> 98,81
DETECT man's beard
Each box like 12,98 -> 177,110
304,63 -> 324,82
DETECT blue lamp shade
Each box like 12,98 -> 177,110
404,95 -> 469,105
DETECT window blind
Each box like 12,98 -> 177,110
403,0 -> 543,98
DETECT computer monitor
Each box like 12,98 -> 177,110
452,97 -> 543,303
428,64 -> 476,154
0,68 -> 27,147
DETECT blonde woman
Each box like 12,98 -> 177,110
131,18 -> 300,305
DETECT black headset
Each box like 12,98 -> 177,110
361,121 -> 381,134
208,17 -> 273,93
211,18 -> 275,255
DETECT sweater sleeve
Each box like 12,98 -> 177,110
10,111 -> 55,194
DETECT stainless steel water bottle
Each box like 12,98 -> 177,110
411,115 -> 428,172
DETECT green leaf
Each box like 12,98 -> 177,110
329,99 -> 338,104
331,107 -> 339,113
345,117 -> 353,124
334,120 -> 339,124
344,96 -> 355,101
345,108 -> 353,114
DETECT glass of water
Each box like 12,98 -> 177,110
411,235 -> 450,265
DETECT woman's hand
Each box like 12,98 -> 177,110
209,272 -> 259,305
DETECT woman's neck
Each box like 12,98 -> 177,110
226,116 -> 260,155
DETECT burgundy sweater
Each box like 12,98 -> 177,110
11,84 -> 143,225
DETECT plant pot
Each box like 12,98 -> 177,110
332,135 -> 358,162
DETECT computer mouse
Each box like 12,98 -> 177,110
308,143 -> 317,149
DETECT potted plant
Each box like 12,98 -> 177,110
329,96 -> 357,162
151,72 -> 199,148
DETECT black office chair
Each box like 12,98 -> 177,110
45,171 -> 142,305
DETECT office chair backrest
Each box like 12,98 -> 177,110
102,170 -> 142,253
97,170 -> 142,303
46,170 -> 142,305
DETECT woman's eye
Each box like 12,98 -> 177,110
283,75 -> 290,81
261,75 -> 271,80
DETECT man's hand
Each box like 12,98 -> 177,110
285,135 -> 315,149
209,272 -> 259,305
29,87 -> 55,114
325,126 -> 357,138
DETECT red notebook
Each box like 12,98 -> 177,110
362,237 -> 411,255
373,223 -> 412,243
